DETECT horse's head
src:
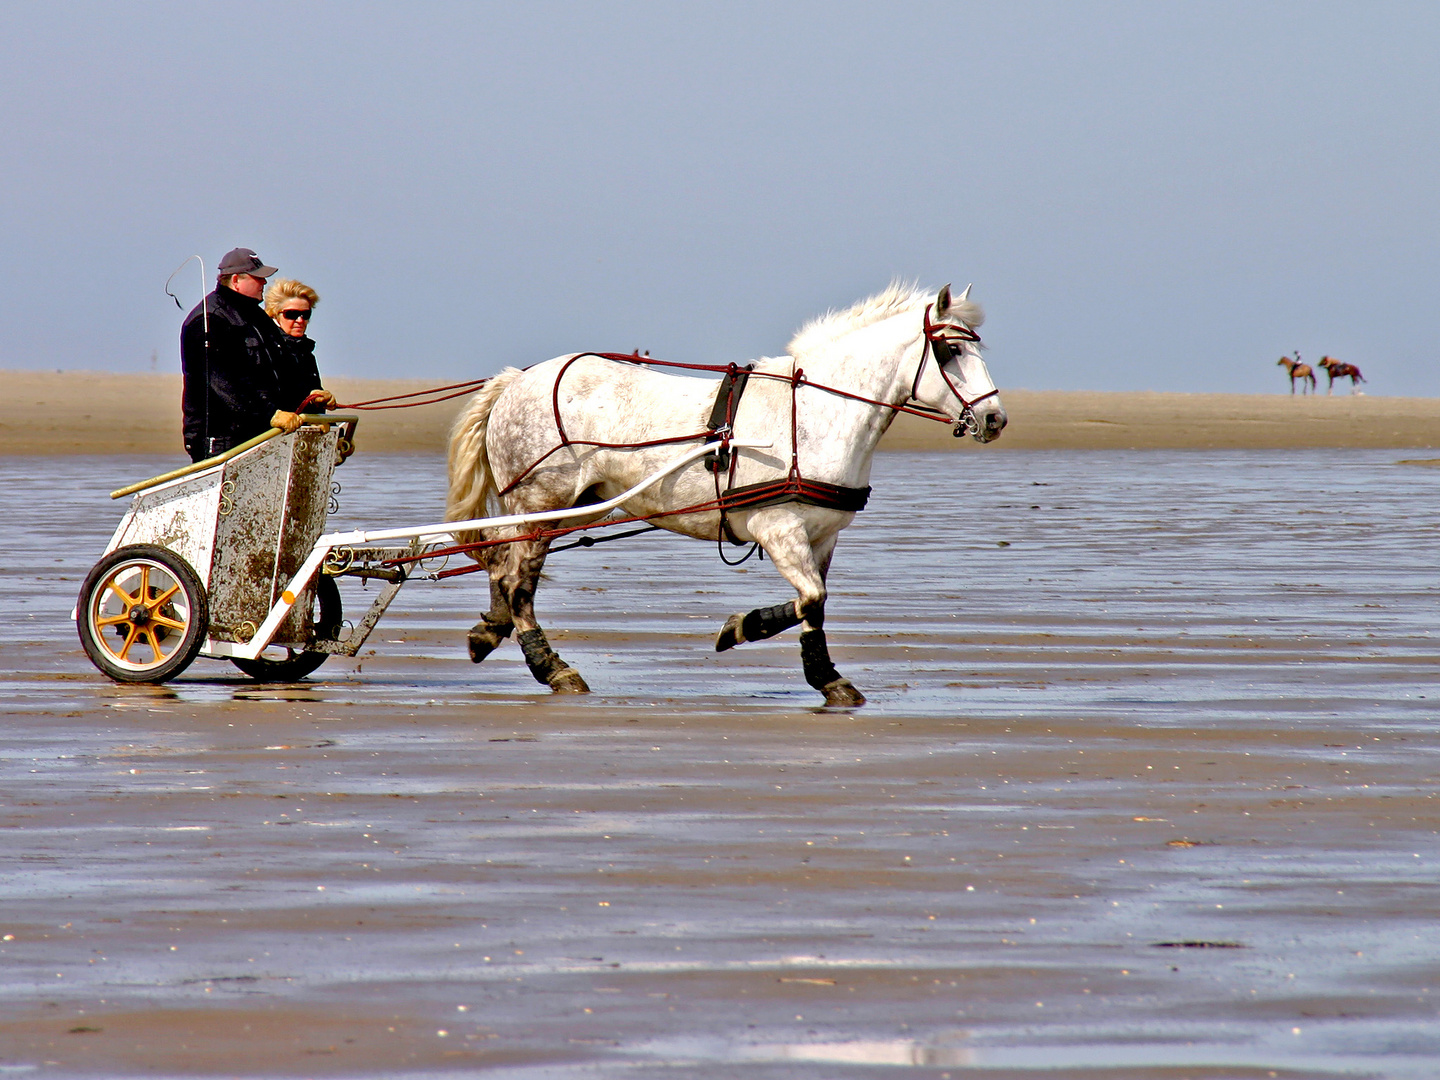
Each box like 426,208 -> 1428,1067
914,284 -> 1006,443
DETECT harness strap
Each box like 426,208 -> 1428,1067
916,303 -> 998,421
400,472 -> 874,576
454,307 -> 985,560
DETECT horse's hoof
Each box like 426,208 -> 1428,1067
467,626 -> 509,663
821,679 -> 866,707
548,667 -> 590,694
715,614 -> 744,652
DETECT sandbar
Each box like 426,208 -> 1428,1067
4,370 -> 1438,454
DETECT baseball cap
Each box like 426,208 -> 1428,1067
217,247 -> 278,278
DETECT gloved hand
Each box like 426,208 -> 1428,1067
270,410 -> 303,434
295,391 -> 333,432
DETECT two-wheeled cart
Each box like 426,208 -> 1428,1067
75,416 -> 744,684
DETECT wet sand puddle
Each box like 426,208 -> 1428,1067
1,450 -> 1437,1077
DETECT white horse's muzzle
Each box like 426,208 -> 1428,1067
969,401 -> 1007,443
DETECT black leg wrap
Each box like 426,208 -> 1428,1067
517,628 -> 566,683
799,628 -> 842,690
516,628 -> 590,693
717,600 -> 803,652
742,601 -> 802,643
467,616 -> 513,663
799,628 -> 865,705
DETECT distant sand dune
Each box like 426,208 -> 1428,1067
3,370 -> 1437,454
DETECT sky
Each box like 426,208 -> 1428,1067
2,1 -> 1437,395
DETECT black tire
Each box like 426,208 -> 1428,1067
78,544 -> 208,684
229,575 -> 342,682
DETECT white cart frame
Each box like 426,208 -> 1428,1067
76,416 -> 753,683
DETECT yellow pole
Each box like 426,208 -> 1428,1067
109,415 -> 358,500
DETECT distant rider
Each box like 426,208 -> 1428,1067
179,247 -> 333,463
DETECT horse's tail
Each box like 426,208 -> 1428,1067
446,367 -> 524,556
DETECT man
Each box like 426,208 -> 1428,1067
179,247 -> 333,462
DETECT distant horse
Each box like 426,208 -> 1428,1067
445,283 -> 1006,706
1318,356 -> 1366,394
1277,353 -> 1315,395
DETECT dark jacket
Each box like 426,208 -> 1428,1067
180,284 -> 318,461
276,334 -> 324,417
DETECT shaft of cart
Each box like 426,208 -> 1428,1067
214,437 -> 771,662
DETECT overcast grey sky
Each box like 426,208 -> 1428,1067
2,1 -> 1437,394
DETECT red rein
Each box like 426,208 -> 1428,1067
330,378 -> 494,411
499,308 -> 982,498
372,308 -> 990,573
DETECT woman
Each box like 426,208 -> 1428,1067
264,278 -> 334,414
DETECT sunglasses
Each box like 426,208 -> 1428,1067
280,309 -> 311,321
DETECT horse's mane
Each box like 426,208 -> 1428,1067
787,282 -> 984,362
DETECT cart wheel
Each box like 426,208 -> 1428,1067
78,544 -> 208,684
229,575 -> 342,682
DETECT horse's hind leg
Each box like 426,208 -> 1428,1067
492,536 -> 590,694
467,571 -> 514,663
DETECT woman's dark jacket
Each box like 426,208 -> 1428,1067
276,334 -> 323,417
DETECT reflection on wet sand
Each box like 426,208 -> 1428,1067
1,450 -> 1438,1078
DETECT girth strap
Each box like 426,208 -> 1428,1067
718,477 -> 872,514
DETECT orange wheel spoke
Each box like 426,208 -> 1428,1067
151,613 -> 187,631
114,624 -> 142,661
138,566 -> 151,602
143,628 -> 168,659
150,583 -> 181,608
105,580 -> 138,607
94,612 -> 132,628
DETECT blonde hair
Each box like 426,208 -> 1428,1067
264,278 -> 320,318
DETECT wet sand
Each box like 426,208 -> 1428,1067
5,370 -> 1440,454
3,449 -> 1438,1076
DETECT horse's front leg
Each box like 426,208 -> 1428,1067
793,559 -> 865,709
493,536 -> 590,694
714,599 -> 803,652
716,518 -> 864,707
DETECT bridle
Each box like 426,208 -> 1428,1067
913,303 -> 999,437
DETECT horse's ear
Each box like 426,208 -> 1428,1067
958,283 -> 972,303
935,284 -> 952,317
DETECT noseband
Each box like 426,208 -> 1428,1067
913,304 -> 998,437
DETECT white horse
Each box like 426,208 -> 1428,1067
446,283 -> 1005,705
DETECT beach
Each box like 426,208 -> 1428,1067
4,370 -> 1439,454
3,396 -> 1439,1076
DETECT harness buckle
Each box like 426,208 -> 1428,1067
708,425 -> 734,473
